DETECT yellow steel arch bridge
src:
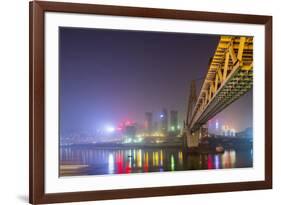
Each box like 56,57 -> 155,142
185,36 -> 253,148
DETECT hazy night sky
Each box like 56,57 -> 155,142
59,27 -> 252,135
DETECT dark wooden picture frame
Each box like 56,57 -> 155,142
29,1 -> 272,204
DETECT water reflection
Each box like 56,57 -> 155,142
60,147 -> 253,176
170,155 -> 175,171
214,155 -> 220,169
108,154 -> 114,174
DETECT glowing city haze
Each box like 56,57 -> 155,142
59,27 -> 253,140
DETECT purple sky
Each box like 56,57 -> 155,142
59,27 -> 252,135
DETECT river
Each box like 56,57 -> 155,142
60,145 -> 253,176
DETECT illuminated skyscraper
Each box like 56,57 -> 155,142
170,110 -> 179,132
144,112 -> 153,134
153,122 -> 158,133
124,124 -> 137,143
160,108 -> 168,135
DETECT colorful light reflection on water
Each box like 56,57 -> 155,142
60,147 -> 253,176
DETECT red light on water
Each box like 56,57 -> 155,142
207,155 -> 213,169
116,153 -> 124,174
125,162 -> 131,173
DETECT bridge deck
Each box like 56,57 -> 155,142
189,36 -> 253,131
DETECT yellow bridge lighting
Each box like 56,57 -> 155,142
184,36 -> 253,148
187,36 -> 253,132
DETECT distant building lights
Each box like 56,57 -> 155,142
230,129 -> 236,137
215,120 -> 219,130
105,125 -> 115,133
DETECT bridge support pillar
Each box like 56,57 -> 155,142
185,125 -> 208,149
186,129 -> 200,149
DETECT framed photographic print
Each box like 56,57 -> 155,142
29,1 -> 272,204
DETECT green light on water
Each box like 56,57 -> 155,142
170,155 -> 175,171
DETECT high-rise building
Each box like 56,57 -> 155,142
153,122 -> 159,133
170,110 -> 179,132
144,112 -> 153,134
124,124 -> 137,143
160,108 -> 168,135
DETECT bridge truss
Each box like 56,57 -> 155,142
188,36 -> 253,132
